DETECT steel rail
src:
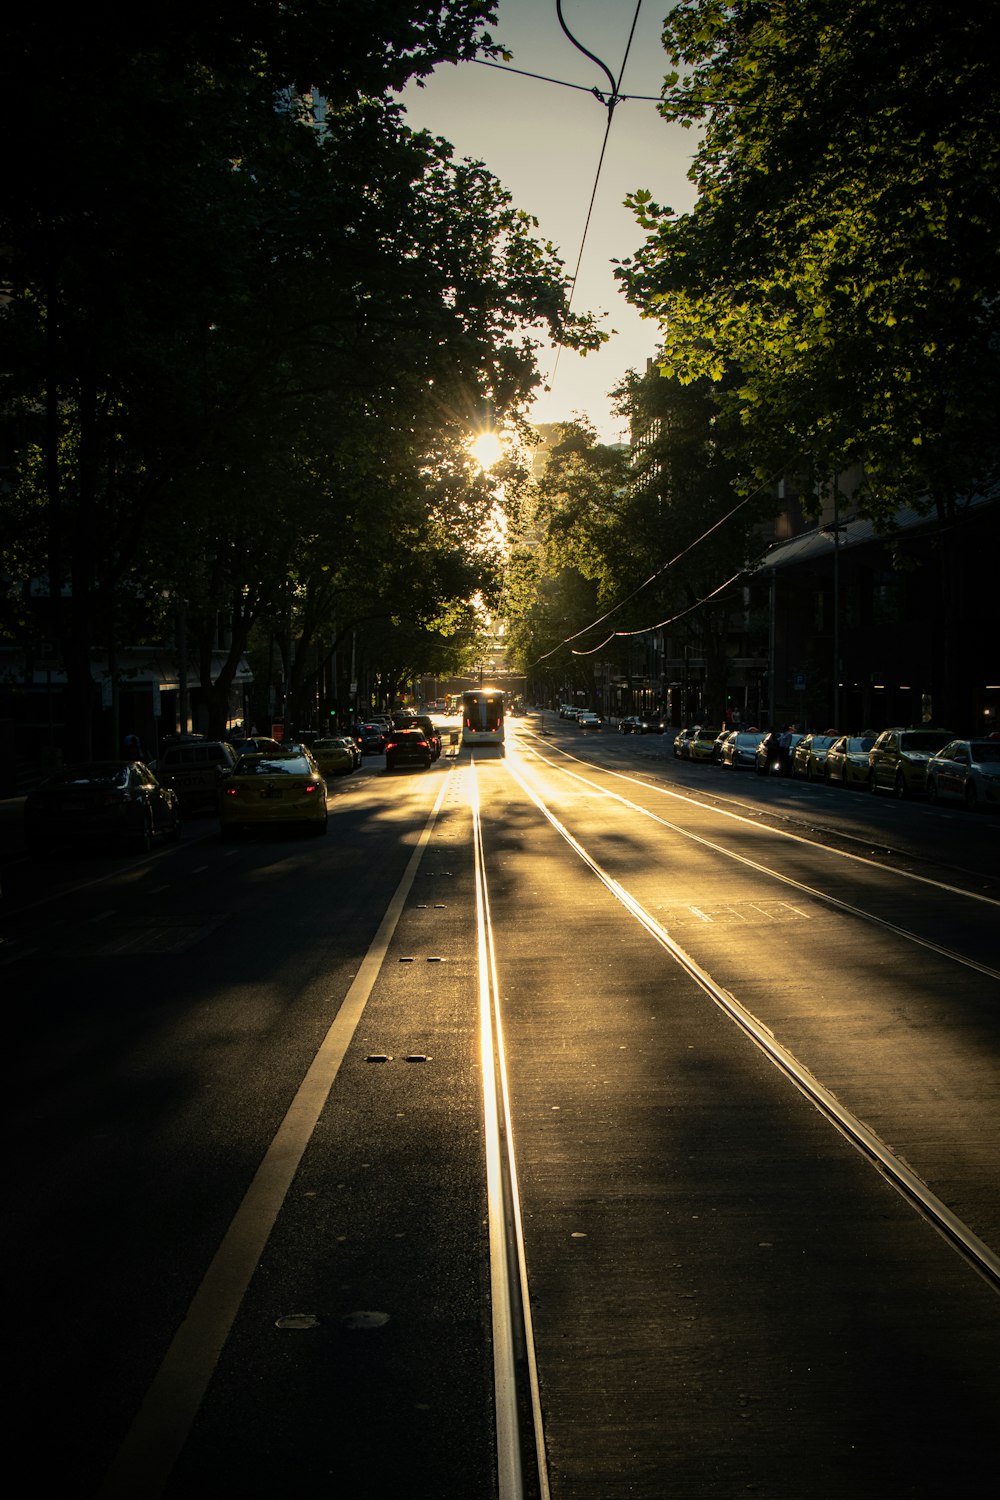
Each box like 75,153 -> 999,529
471,761 -> 550,1500
506,759 -> 1000,1296
520,739 -> 1000,982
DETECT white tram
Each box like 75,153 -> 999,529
461,689 -> 505,748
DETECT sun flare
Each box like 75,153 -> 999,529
470,431 -> 504,470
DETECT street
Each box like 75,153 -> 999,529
7,713 -> 1000,1498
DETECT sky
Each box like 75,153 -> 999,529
400,1 -> 696,444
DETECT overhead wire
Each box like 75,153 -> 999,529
546,1 -> 646,394
527,458 -> 798,668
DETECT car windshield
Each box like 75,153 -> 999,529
233,755 -> 312,776
848,737 -> 876,752
312,740 -> 344,751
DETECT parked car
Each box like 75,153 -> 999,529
153,737 -> 237,811
791,733 -> 840,780
925,739 -> 1000,810
688,726 -> 724,763
219,750 -> 328,837
755,730 -> 805,776
721,730 -> 764,769
868,727 -> 955,797
25,761 -> 180,854
384,727 -> 432,771
825,734 -> 877,788
673,726 -> 700,759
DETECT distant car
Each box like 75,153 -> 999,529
359,724 -> 386,754
229,736 -> 284,757
25,761 -> 181,854
384,727 -> 432,771
925,739 -> 1000,810
618,716 -> 639,734
311,738 -> 356,779
721,730 -> 763,769
577,711 -> 602,729
404,714 -> 443,760
868,727 -> 956,798
154,737 -> 237,811
825,735 -> 877,788
219,750 -> 328,837
791,734 -> 840,780
634,714 -> 666,734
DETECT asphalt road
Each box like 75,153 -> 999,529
6,716 -> 1000,1497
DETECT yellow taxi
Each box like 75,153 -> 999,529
311,738 -> 355,779
219,750 -> 328,837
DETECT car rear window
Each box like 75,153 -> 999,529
233,755 -> 312,776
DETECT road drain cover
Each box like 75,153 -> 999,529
342,1310 -> 390,1330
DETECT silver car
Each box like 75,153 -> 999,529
925,739 -> 1000,810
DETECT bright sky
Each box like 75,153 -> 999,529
400,1 -> 696,444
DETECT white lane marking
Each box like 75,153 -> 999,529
523,732 -> 1000,909
503,758 -> 1000,1292
513,745 -> 1000,981
98,770 -> 456,1500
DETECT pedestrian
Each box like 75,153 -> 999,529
124,732 -> 143,761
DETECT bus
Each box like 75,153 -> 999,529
462,689 -> 505,749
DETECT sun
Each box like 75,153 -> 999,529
470,431 -> 504,470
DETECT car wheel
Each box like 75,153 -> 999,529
894,771 -> 908,799
312,813 -> 329,836
964,781 -> 979,811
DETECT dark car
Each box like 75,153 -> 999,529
359,723 -> 386,754
154,737 -> 237,810
384,727 -> 432,771
397,713 -> 442,760
25,761 -> 181,854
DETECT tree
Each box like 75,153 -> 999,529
619,0 -> 1000,525
1,7 -> 601,751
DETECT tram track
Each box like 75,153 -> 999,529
471,760 -> 549,1500
518,735 -> 1000,979
496,745 -> 1000,1296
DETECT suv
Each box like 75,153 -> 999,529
394,713 -> 442,760
154,737 -> 237,811
868,727 -> 955,798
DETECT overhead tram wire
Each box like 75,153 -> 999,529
545,0 -> 646,395
529,458 -> 797,668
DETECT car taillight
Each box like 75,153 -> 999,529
304,782 -> 319,793
224,785 -> 239,797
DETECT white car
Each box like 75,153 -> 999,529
577,711 -> 602,729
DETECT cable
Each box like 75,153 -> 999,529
525,455 -> 797,669
471,56 -> 661,103
547,1 -> 645,394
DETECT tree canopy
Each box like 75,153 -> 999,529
1,6 -> 602,746
619,0 -> 1000,522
